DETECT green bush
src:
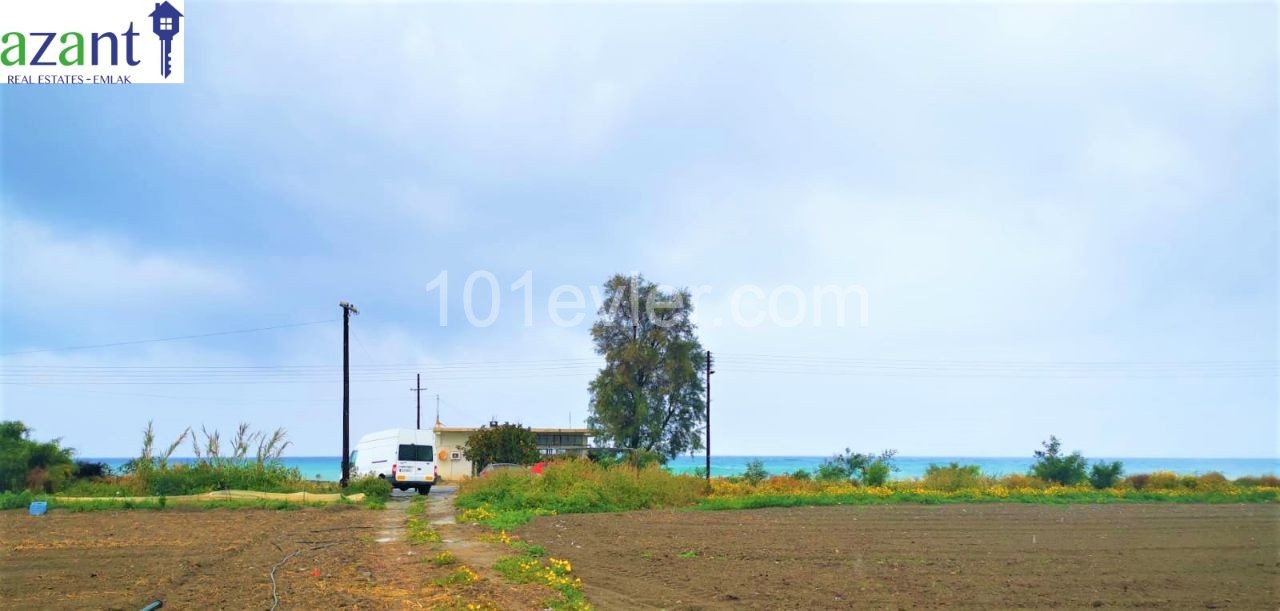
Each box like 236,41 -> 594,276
1139,471 -> 1180,490
137,461 -> 308,496
0,421 -> 75,493
742,460 -> 768,485
816,449 -> 898,485
1030,436 -> 1088,486
0,490 -> 37,510
463,422 -> 540,473
1191,472 -> 1229,490
791,469 -> 812,481
343,475 -> 392,502
863,456 -> 896,486
1235,474 -> 1280,487
1088,461 -> 1124,489
923,463 -> 984,491
456,458 -> 703,526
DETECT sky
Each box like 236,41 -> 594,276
1,1 -> 1276,458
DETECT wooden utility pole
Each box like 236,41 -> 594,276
339,301 -> 359,487
705,350 -> 714,487
411,374 -> 426,429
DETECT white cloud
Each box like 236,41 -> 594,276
1,211 -> 243,340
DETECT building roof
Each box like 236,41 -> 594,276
434,425 -> 591,434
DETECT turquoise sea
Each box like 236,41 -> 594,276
87,455 -> 1280,483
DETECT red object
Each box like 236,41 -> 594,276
531,462 -> 547,475
391,464 -> 397,478
311,568 -> 321,578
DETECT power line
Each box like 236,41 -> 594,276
0,357 -> 600,370
717,352 -> 1277,367
1,319 -> 338,356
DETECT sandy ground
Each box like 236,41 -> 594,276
518,503 -> 1280,609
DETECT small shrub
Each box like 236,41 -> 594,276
1193,472 -> 1229,490
995,473 -> 1045,489
1125,473 -> 1150,490
791,469 -> 811,481
343,475 -> 392,503
863,457 -> 895,487
0,490 -> 36,510
73,461 -> 111,479
1235,474 -> 1280,487
1142,471 -> 1180,490
816,449 -> 897,485
923,463 -> 984,491
742,460 -> 768,486
1030,436 -> 1088,486
1088,461 -> 1124,489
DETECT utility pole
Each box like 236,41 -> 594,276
411,374 -> 426,429
339,301 -> 359,488
435,394 -> 440,427
705,350 -> 714,487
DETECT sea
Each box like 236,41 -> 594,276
85,455 -> 1280,483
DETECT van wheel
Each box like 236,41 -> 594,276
416,485 -> 432,495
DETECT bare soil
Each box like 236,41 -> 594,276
0,492 -> 550,610
518,503 -> 1280,609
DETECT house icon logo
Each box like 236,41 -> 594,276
0,0 -> 186,85
148,1 -> 182,79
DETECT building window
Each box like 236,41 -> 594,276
160,17 -> 173,30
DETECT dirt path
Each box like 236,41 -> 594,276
425,485 -> 515,580
520,503 -> 1280,609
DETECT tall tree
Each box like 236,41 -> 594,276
587,273 -> 706,460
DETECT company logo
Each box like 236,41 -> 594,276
1,0 -> 185,85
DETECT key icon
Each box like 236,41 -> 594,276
149,2 -> 183,79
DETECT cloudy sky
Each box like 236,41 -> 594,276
1,2 -> 1276,458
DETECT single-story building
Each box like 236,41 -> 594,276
433,423 -> 591,479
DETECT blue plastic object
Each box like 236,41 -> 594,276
28,501 -> 47,516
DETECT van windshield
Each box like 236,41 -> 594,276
398,444 -> 434,461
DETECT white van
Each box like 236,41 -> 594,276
350,428 -> 438,494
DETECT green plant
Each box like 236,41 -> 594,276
587,273 -> 707,460
434,566 -> 479,586
791,469 -> 811,481
429,551 -> 458,566
677,550 -> 698,559
863,454 -> 897,486
456,458 -> 703,528
407,516 -> 441,544
742,460 -> 768,485
73,461 -> 111,479
923,463 -> 984,491
493,554 -> 585,609
0,421 -> 75,493
1031,436 -> 1088,486
342,474 -> 392,504
1088,461 -> 1124,489
1235,475 -> 1280,487
0,490 -> 37,509
463,422 -> 540,473
816,448 -> 897,485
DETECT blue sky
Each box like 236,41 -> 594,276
1,2 -> 1276,458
